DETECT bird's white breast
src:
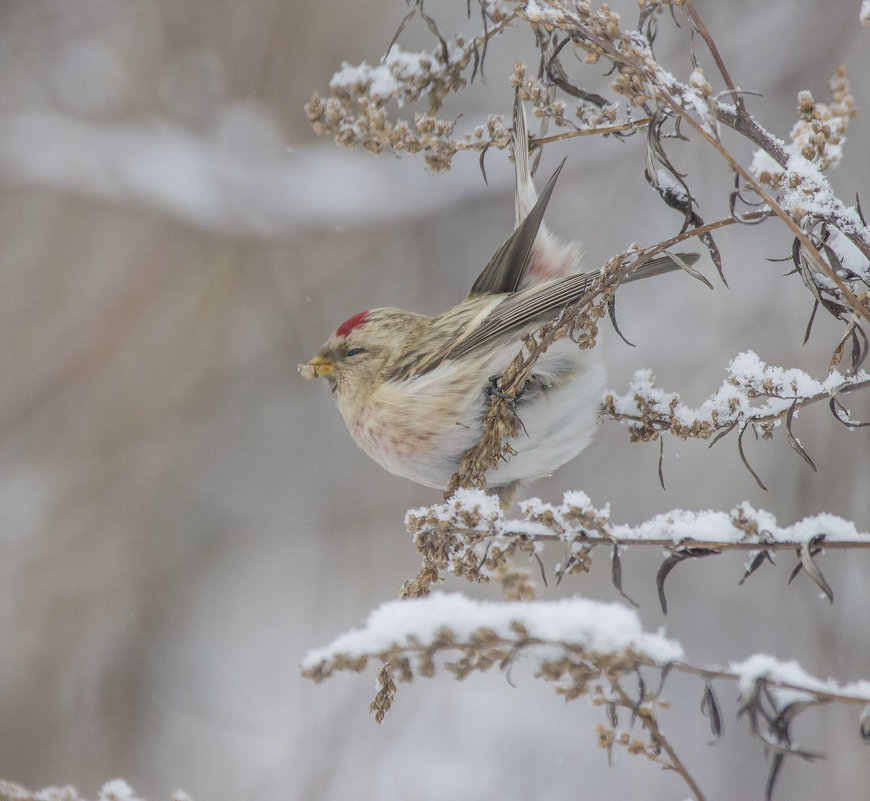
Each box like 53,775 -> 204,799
348,336 -> 604,490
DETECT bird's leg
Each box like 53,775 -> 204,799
485,374 -> 527,402
485,374 -> 531,439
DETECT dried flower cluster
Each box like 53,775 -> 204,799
509,60 -> 621,131
755,68 -> 857,188
304,0 -> 677,172
305,3 -> 519,171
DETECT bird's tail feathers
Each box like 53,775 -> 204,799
512,92 -> 582,285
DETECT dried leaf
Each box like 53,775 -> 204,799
546,40 -> 609,106
737,677 -> 765,735
657,435 -> 666,491
701,682 -> 723,740
656,548 -> 719,614
789,536 -> 834,603
554,555 -> 570,586
708,419 -> 738,448
738,549 -> 775,585
860,705 -> 870,744
607,295 -> 636,347
384,6 -> 418,60
803,299 -> 819,345
852,323 -> 869,373
765,751 -> 785,801
645,112 -> 694,234
700,229 -> 726,285
785,400 -> 817,472
478,144 -> 489,184
665,248 -> 714,289
474,0 -> 491,82
828,389 -> 870,428
417,2 -> 449,65
758,729 -> 823,761
738,422 -> 768,491
729,172 -> 770,224
532,550 -> 548,587
611,543 -> 639,607
470,40 -> 481,83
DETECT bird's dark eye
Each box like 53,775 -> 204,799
346,347 -> 365,357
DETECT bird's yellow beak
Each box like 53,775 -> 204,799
298,353 -> 335,380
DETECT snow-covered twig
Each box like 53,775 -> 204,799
302,593 -> 870,800
603,350 -> 870,489
402,488 -> 870,604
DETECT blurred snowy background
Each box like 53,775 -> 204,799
1,1 -> 868,799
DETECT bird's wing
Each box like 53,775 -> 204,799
449,268 -> 599,360
412,253 -> 700,374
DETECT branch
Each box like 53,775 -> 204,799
402,489 -> 870,602
605,673 -> 707,801
663,86 -> 870,323
682,0 -> 745,117
603,353 -> 870,486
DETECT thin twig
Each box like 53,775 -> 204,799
606,673 -> 707,801
656,91 -> 870,324
451,117 -> 652,153
683,0 -> 745,117
606,376 -> 870,439
436,529 -> 870,551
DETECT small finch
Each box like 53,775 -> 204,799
300,97 -> 698,501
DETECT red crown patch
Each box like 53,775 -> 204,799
336,311 -> 370,338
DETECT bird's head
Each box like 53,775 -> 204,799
299,308 -> 427,411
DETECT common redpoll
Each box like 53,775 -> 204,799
300,98 -> 698,498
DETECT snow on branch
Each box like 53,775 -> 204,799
401,488 -> 870,605
603,350 -> 870,489
302,593 -> 870,798
302,593 -> 683,684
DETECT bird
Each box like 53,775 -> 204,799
300,95 -> 698,503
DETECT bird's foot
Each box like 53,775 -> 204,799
485,374 -> 525,402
